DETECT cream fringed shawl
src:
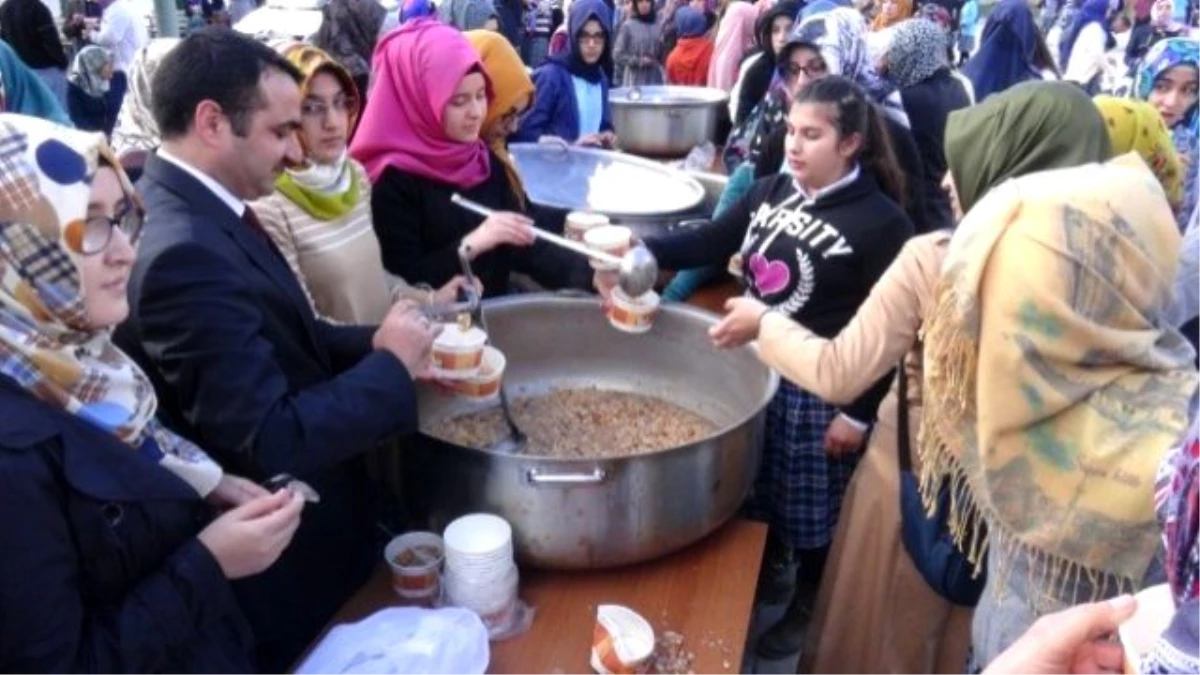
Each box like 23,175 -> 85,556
920,153 -> 1198,606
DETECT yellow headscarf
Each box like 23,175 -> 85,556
1094,96 -> 1184,214
280,43 -> 362,144
274,44 -> 363,221
465,30 -> 535,208
920,153 -> 1196,607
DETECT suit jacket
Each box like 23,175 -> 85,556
115,154 -> 417,671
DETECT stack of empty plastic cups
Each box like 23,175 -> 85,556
442,513 -> 520,635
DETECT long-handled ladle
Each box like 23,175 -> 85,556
450,193 -> 659,298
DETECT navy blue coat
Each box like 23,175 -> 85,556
67,82 -> 116,135
0,376 -> 254,673
512,60 -> 614,143
114,154 -> 419,671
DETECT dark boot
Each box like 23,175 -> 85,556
755,546 -> 828,661
755,579 -> 811,660
754,532 -> 795,606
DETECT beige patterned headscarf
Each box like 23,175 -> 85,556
920,153 -> 1198,604
0,113 -> 222,495
110,38 -> 179,159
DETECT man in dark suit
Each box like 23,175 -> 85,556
114,27 -> 440,671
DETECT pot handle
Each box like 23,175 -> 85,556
554,289 -> 597,299
526,467 -> 608,485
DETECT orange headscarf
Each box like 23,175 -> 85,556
870,0 -> 913,31
465,30 -> 535,207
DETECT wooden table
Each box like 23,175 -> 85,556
305,519 -> 767,674
686,279 -> 741,315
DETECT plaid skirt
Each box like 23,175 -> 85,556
747,380 -> 859,550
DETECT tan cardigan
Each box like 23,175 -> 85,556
252,160 -> 427,325
757,231 -> 950,434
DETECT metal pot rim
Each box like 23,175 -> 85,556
416,294 -> 780,464
610,86 -> 731,108
509,143 -> 707,217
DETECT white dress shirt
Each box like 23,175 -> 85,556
156,148 -> 247,219
91,0 -> 149,72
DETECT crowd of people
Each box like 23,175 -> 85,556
0,0 -> 1196,672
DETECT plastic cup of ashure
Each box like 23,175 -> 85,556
431,323 -> 488,378
449,346 -> 507,402
607,287 -> 660,334
590,604 -> 655,675
584,225 -> 632,271
384,531 -> 444,603
566,211 -> 611,242
1117,585 -> 1173,674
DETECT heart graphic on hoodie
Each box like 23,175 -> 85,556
748,253 -> 791,296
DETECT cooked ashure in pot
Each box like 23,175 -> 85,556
426,387 -> 716,457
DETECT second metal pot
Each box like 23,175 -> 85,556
610,86 -> 730,159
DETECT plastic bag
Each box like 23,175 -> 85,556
295,606 -> 490,674
671,142 -> 717,173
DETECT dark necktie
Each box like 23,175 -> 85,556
242,207 -> 286,262
242,207 -> 272,246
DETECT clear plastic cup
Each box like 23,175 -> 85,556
584,225 -> 632,271
607,288 -> 661,334
566,211 -> 610,242
591,604 -> 655,675
449,346 -> 506,402
384,532 -> 444,602
431,324 -> 487,378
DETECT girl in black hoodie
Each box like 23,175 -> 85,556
598,77 -> 913,635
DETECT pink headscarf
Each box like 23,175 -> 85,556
350,19 -> 493,187
707,2 -> 758,90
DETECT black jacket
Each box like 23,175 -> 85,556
898,68 -> 971,232
0,0 -> 68,70
645,169 -> 913,422
0,376 -> 254,673
370,149 -> 594,297
115,154 -> 414,671
756,112 -> 931,233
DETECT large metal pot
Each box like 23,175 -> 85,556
402,294 -> 778,569
609,86 -> 730,159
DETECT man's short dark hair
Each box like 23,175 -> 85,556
151,27 -> 303,140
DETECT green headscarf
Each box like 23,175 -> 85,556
945,81 -> 1113,215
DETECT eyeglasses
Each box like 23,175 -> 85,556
301,95 -> 355,120
81,203 -> 144,255
578,30 -> 606,45
781,60 -> 828,80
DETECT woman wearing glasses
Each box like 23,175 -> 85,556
251,44 -> 473,325
752,8 -> 931,231
513,0 -> 618,148
356,20 -> 593,297
0,113 -> 305,672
